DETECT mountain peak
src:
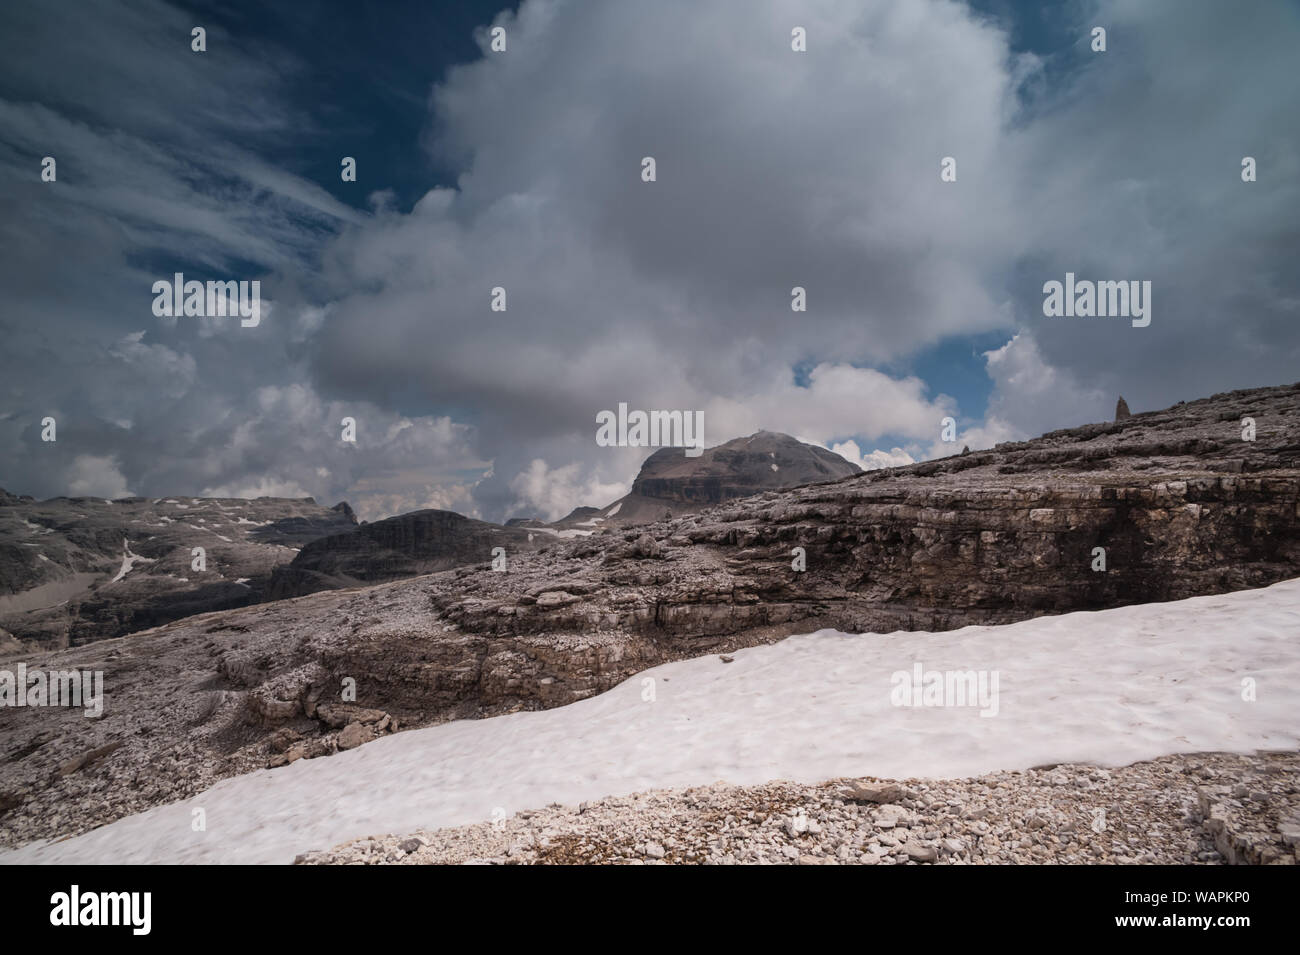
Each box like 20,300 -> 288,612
593,430 -> 859,525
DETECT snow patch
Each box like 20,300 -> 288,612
109,539 -> 154,584
529,526 -> 594,539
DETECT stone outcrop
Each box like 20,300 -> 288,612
629,430 -> 860,505
1115,396 -> 1132,420
1195,783 -> 1300,865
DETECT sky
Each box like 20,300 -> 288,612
1,0 -> 1297,523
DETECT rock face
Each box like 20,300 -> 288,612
1,380 -> 1298,849
0,494 -> 357,649
632,431 -> 860,502
266,509 -> 540,599
596,431 -> 860,526
1195,783 -> 1300,865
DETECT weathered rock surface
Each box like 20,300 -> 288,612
1194,781 -> 1300,864
293,751 -> 1300,865
1,381 -> 1298,850
0,494 -> 357,649
266,509 -> 538,600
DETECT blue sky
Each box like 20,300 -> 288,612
182,0 -> 522,212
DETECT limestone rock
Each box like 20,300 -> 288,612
837,781 -> 907,804
315,704 -> 389,729
336,722 -> 374,751
56,741 -> 122,777
904,842 -> 937,862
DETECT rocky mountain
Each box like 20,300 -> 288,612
534,431 -> 861,531
592,430 -> 860,526
266,509 -> 540,600
0,494 -> 357,649
2,380 -> 1297,848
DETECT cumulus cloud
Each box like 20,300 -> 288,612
828,440 -> 915,472
509,458 -> 631,522
200,476 -> 312,501
66,455 -> 132,499
343,476 -> 485,523
700,364 -> 956,450
313,0 -> 1023,423
304,0 -> 1034,515
1006,0 -> 1300,412
981,333 -> 1109,437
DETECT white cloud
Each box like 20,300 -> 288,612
306,0 -> 1028,521
66,454 -> 132,498
702,363 -> 956,450
509,458 -> 631,522
982,333 -> 1110,437
828,440 -> 914,471
200,476 -> 311,500
345,480 -> 482,524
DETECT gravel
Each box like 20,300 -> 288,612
295,750 -> 1300,865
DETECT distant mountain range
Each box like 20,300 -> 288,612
0,493 -> 356,649
0,432 -> 857,644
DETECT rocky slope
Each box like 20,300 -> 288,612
1,381 -> 1297,849
265,509 -> 539,600
0,493 -> 356,649
295,751 -> 1300,865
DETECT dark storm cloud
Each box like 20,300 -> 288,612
1007,0 -> 1300,418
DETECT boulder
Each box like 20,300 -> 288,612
336,722 -> 374,751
